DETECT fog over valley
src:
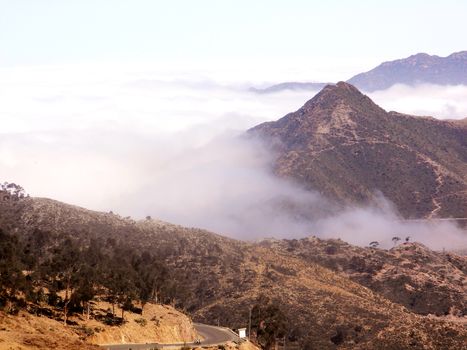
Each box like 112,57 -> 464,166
1,65 -> 466,249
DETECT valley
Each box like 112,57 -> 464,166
2,2 -> 467,349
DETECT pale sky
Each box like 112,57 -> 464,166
1,1 -> 466,246
1,0 -> 466,82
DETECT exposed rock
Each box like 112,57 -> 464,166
249,82 -> 467,219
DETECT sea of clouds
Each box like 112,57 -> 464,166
0,64 -> 465,249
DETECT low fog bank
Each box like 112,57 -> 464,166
367,83 -> 467,120
0,66 -> 466,251
312,204 -> 467,250
3,127 -> 465,251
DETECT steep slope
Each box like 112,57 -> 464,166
0,310 -> 99,350
1,195 -> 466,349
249,82 -> 467,219
0,304 -> 195,350
261,237 -> 467,317
347,51 -> 467,91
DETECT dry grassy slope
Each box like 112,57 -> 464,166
0,311 -> 99,350
248,82 -> 467,219
2,197 -> 467,349
189,244 -> 467,349
0,303 -> 196,350
261,237 -> 467,317
88,303 -> 197,345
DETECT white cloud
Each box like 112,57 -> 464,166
0,64 -> 465,250
367,83 -> 467,120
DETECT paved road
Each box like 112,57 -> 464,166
194,323 -> 239,346
100,323 -> 240,350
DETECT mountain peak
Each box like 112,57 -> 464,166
248,82 -> 388,144
302,81 -> 384,116
324,81 -> 364,96
249,80 -> 467,220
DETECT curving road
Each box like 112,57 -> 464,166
100,323 -> 240,350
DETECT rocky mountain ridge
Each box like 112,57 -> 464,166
254,51 -> 467,93
249,82 -> 467,219
348,51 -> 467,91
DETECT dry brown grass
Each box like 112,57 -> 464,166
0,302 -> 196,350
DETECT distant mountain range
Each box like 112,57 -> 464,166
249,82 -> 329,93
348,51 -> 467,91
252,51 -> 467,92
249,82 -> 467,219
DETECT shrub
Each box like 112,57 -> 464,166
135,318 -> 147,327
79,326 -> 95,337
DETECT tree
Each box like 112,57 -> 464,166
0,229 -> 30,312
131,250 -> 168,313
369,241 -> 379,249
102,244 -> 139,321
405,236 -> 411,242
0,182 -> 27,199
43,238 -> 83,325
392,236 -> 401,246
251,296 -> 287,350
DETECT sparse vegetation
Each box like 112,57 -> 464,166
249,82 -> 467,219
1,186 -> 466,349
392,236 -> 401,246
135,317 -> 147,326
0,190 -> 176,325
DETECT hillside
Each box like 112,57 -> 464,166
260,237 -> 466,317
347,51 -> 467,91
249,82 -> 467,219
0,303 -> 195,350
1,194 -> 466,349
449,117 -> 467,127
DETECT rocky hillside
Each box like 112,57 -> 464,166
249,82 -> 467,219
451,117 -> 467,127
347,51 -> 467,91
1,195 -> 466,349
260,237 -> 466,317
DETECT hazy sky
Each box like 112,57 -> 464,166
0,1 -> 466,247
1,0 -> 466,81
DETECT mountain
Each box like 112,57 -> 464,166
347,51 -> 467,91
250,82 -> 330,94
450,117 -> 467,127
249,82 -> 467,219
252,51 -> 467,94
1,194 -> 466,349
261,237 -> 466,317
